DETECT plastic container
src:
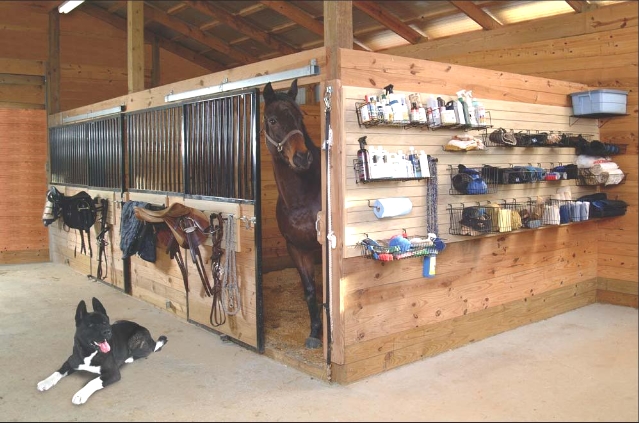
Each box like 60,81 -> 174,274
570,89 -> 628,115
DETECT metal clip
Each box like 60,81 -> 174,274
324,86 -> 332,112
239,215 -> 256,229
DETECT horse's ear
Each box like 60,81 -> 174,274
75,300 -> 87,327
263,82 -> 275,104
287,79 -> 298,101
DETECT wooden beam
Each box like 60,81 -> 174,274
565,0 -> 587,13
47,9 -> 60,113
449,0 -> 502,30
325,1 -> 353,79
260,1 -> 324,36
260,1 -> 369,51
128,1 -> 145,93
79,3 -> 224,72
144,4 -> 257,65
151,35 -> 160,88
107,1 -> 126,14
353,0 -> 424,44
185,1 -> 299,55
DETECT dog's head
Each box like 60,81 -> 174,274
75,298 -> 113,354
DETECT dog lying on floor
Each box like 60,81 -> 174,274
37,297 -> 167,405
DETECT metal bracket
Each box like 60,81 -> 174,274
239,215 -> 256,229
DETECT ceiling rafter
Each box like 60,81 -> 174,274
79,3 -> 225,73
107,1 -> 126,14
565,1 -> 589,13
260,0 -> 368,51
353,1 -> 424,44
143,4 -> 256,66
449,1 -> 502,30
184,1 -> 299,56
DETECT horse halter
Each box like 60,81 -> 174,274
264,126 -> 303,152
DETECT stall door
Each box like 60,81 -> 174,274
178,89 -> 263,353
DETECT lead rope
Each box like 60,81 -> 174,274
209,213 -> 226,327
322,86 -> 334,379
427,156 -> 439,234
222,214 -> 241,315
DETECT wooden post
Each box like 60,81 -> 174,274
151,35 -> 160,88
324,1 -> 353,79
127,1 -> 144,93
321,1 -> 352,370
47,9 -> 60,114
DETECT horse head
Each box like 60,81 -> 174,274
262,79 -> 315,172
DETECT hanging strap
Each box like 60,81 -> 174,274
222,214 -> 241,316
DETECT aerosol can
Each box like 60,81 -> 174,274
357,135 -> 371,182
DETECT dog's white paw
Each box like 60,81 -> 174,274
71,377 -> 103,405
37,372 -> 63,391
72,391 -> 89,405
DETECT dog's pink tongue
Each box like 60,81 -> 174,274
98,341 -> 111,353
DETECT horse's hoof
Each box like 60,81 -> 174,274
305,337 -> 322,349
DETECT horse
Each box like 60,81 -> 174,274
262,79 -> 322,349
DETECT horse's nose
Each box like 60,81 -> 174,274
293,151 -> 313,169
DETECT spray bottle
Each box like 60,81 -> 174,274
357,136 -> 370,183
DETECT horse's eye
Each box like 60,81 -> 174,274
268,118 -> 277,125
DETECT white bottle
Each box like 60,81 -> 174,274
368,146 -> 378,179
419,150 -> 430,177
378,146 -> 389,178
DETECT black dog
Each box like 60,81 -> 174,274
37,297 -> 167,405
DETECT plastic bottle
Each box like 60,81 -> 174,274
474,100 -> 486,125
456,90 -> 470,125
419,150 -> 430,177
359,97 -> 371,124
368,146 -> 378,179
465,90 -> 478,126
427,96 -> 441,126
357,136 -> 370,182
409,146 -> 422,178
423,255 -> 436,278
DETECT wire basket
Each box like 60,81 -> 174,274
449,165 -> 498,195
448,205 -> 494,236
359,236 -> 440,261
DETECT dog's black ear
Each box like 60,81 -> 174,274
92,297 -> 107,316
75,300 -> 87,327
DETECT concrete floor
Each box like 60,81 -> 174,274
1,262 -> 637,422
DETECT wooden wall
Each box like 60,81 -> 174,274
386,1 -> 638,309
0,1 -> 210,111
0,108 -> 48,264
329,48 -> 611,384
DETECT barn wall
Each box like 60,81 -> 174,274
329,48 -> 626,383
0,1 -> 211,111
385,1 -> 638,309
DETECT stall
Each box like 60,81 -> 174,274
46,43 -> 628,384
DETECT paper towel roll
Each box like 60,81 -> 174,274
373,197 -> 413,219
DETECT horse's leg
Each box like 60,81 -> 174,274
286,242 -> 322,349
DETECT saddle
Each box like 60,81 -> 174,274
134,203 -> 213,296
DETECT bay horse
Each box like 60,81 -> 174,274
262,79 -> 322,349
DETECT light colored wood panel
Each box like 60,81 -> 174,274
598,265 -> 639,281
339,49 -> 588,106
599,278 -> 638,295
596,290 -> 638,308
0,249 -> 49,264
342,243 -> 597,345
385,2 -> 637,60
334,280 -> 597,383
131,285 -> 187,320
